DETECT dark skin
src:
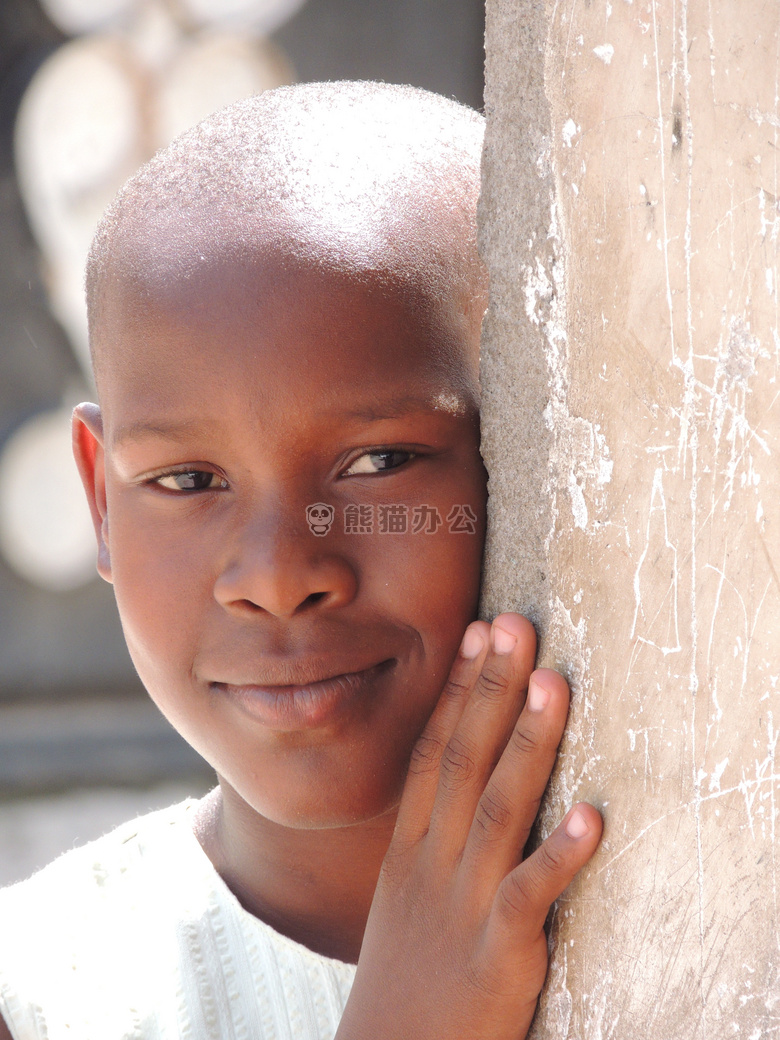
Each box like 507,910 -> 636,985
76,248 -> 490,961
7,227 -> 602,1040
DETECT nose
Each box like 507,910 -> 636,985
213,505 -> 357,618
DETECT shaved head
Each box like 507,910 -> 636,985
86,82 -> 485,375
74,84 -> 490,829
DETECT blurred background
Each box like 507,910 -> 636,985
0,0 -> 484,884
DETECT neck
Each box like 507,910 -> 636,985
193,780 -> 395,964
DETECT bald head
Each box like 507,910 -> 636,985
86,81 -> 486,380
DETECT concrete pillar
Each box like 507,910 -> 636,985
480,2 -> 780,1036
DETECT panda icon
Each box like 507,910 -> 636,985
306,503 -> 335,536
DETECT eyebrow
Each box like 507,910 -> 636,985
111,419 -> 217,447
341,395 -> 468,422
111,395 -> 468,446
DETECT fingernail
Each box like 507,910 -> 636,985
527,680 -> 550,712
565,808 -> 590,839
461,627 -> 484,659
491,624 -> 517,655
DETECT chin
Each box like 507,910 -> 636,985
230,776 -> 402,832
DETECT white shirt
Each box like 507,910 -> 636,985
0,801 -> 356,1040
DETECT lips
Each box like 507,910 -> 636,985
209,658 -> 395,730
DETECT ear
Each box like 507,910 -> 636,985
72,402 -> 112,583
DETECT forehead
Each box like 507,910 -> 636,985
94,246 -> 479,438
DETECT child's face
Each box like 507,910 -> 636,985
78,249 -> 487,829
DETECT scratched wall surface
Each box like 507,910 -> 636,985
480,1 -> 780,1036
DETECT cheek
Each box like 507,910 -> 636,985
418,526 -> 483,632
107,502 -> 213,680
362,511 -> 484,669
412,482 -> 486,667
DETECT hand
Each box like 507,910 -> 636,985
337,613 -> 602,1040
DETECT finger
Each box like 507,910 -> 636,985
460,668 -> 570,890
393,620 -> 490,845
426,614 -> 537,857
488,802 -> 603,950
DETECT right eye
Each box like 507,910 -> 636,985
151,470 -> 228,492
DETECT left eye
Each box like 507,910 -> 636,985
152,470 -> 228,492
343,450 -> 415,476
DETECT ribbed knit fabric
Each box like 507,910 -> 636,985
0,800 -> 356,1040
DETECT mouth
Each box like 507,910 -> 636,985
210,658 -> 396,730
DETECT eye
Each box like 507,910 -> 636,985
343,450 -> 416,476
151,470 -> 228,492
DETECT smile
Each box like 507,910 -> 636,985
210,659 -> 396,730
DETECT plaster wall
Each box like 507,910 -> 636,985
480,2 -> 780,1036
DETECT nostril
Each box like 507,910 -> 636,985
214,554 -> 357,617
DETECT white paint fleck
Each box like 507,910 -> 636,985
598,457 -> 614,484
593,43 -> 615,64
432,390 -> 467,416
568,473 -> 589,529
709,758 -> 729,792
562,118 -> 580,147
630,468 -> 682,655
